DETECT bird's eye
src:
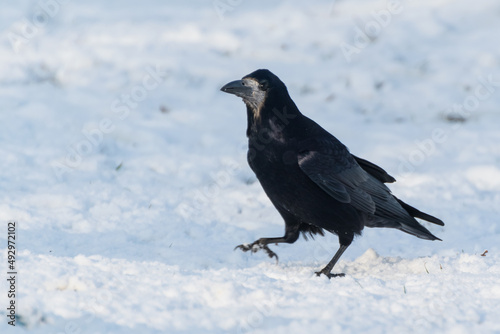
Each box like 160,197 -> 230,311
259,80 -> 268,90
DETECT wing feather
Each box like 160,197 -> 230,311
298,149 -> 380,215
296,135 -> 441,240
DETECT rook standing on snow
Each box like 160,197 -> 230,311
221,69 -> 444,278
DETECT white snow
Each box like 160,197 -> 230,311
1,0 -> 500,333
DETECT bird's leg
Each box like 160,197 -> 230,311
316,244 -> 349,279
235,222 -> 301,263
235,237 -> 287,262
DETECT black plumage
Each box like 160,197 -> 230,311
221,69 -> 444,278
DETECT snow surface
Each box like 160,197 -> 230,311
1,0 -> 500,333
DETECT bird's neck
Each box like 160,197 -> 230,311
245,99 -> 302,138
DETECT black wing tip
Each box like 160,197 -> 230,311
427,233 -> 442,241
432,218 -> 445,227
351,154 -> 396,184
386,175 -> 396,183
411,229 -> 443,241
426,231 -> 443,241
398,218 -> 443,241
418,213 -> 445,226
395,197 -> 445,226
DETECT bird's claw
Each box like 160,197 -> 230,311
315,270 -> 345,279
234,242 -> 279,262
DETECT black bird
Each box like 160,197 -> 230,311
221,69 -> 444,278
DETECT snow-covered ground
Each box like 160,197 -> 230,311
1,0 -> 500,332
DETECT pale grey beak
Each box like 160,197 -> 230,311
220,79 -> 253,98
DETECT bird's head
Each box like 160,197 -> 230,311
220,69 -> 288,119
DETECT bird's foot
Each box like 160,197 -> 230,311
234,241 -> 279,262
315,269 -> 345,279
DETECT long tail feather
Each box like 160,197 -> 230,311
395,197 -> 444,226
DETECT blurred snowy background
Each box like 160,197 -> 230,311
0,0 -> 499,333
